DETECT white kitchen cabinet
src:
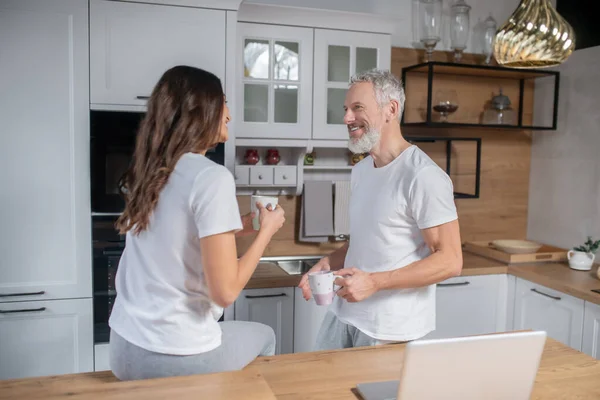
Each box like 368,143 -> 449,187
293,287 -> 331,353
583,301 -> 600,359
236,23 -> 313,139
506,274 -> 517,331
514,277 -> 584,350
0,0 -> 92,302
0,298 -> 94,380
90,0 -> 226,109
234,287 -> 294,355
423,274 -> 508,340
312,29 -> 391,140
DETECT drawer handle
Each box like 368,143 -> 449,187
0,307 -> 46,314
245,293 -> 287,299
136,95 -> 150,100
282,175 -> 287,180
438,281 -> 470,287
531,288 -> 561,300
258,174 -> 263,180
0,291 -> 45,298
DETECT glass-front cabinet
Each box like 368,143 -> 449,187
312,29 -> 391,140
236,23 -> 313,139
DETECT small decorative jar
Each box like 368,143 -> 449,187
350,152 -> 366,166
482,88 -> 516,125
245,149 -> 259,165
266,149 -> 280,165
304,152 -> 315,166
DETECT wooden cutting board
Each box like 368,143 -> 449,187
463,241 -> 568,264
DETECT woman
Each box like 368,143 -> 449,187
108,65 -> 285,381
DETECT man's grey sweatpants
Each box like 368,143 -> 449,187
314,311 -> 397,350
109,321 -> 276,381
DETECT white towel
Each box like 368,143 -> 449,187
334,181 -> 351,237
303,181 -> 334,236
299,191 -> 329,243
298,181 -> 333,243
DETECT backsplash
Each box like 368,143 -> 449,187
235,129 -> 532,258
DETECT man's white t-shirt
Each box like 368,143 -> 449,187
331,145 -> 458,342
109,153 -> 242,355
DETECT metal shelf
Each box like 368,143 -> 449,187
406,136 -> 481,199
400,61 -> 560,131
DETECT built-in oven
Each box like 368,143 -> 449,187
92,215 -> 123,344
90,110 -> 226,344
90,110 -> 224,214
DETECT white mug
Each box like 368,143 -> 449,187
308,271 -> 340,306
250,195 -> 279,231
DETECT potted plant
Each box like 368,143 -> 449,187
567,236 -> 599,271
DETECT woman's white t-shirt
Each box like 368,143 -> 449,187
108,153 -> 242,355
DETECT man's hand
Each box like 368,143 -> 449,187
236,212 -> 256,237
298,257 -> 331,300
334,267 -> 378,302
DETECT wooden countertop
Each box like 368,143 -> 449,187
2,337 -> 599,399
246,252 -> 600,305
510,262 -> 600,305
245,252 -> 509,289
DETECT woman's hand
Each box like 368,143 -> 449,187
257,201 -> 285,237
236,211 -> 256,237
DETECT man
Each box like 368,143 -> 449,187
298,69 -> 463,350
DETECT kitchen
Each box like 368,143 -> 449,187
1,0 -> 600,398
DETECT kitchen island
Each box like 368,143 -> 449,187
1,336 -> 599,399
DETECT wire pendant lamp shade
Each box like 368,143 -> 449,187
494,0 -> 576,68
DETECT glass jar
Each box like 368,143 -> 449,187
483,15 -> 497,65
417,0 -> 443,62
450,0 -> 471,63
483,89 -> 516,125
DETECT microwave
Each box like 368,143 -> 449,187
90,110 -> 224,213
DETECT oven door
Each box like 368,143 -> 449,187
90,111 -> 226,213
91,138 -> 132,213
90,111 -> 141,213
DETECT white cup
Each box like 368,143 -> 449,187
308,271 -> 340,306
250,195 -> 279,231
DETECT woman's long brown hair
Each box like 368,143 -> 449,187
116,65 -> 225,235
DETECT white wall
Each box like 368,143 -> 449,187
248,0 -> 520,52
527,45 -> 600,253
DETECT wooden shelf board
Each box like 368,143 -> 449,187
403,62 -> 558,80
402,122 -> 555,130
303,166 -> 353,170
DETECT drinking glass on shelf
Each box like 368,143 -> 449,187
433,90 -> 459,122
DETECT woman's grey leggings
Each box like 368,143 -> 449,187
109,321 -> 276,381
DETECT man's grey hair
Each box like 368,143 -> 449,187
350,69 -> 406,121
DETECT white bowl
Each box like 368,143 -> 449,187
491,240 -> 542,254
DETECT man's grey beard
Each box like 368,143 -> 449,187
348,127 -> 380,154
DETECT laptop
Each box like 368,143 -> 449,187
356,330 -> 547,400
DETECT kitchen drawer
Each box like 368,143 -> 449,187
234,166 -> 250,185
250,167 -> 274,185
274,166 -> 297,186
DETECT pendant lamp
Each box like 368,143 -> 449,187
494,0 -> 576,68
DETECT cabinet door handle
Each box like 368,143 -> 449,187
531,288 -> 561,300
245,293 -> 287,299
0,307 -> 46,314
438,281 -> 470,287
0,291 -> 45,298
136,95 -> 150,100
